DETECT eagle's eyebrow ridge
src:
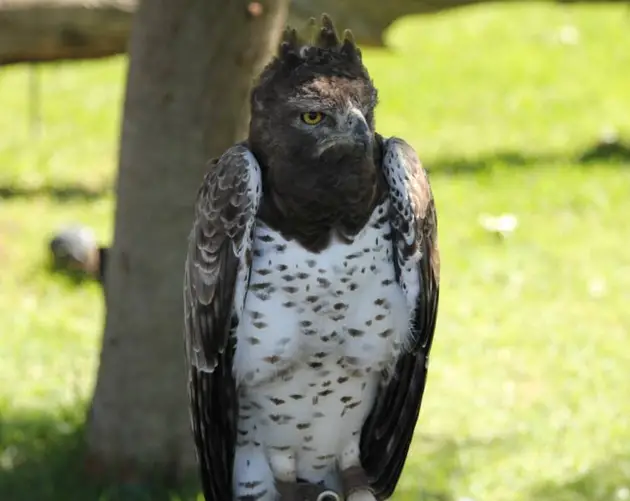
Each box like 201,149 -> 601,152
286,93 -> 356,112
285,96 -> 337,111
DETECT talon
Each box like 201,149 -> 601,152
276,480 -> 298,500
317,491 -> 341,501
341,465 -> 371,497
278,481 -> 342,501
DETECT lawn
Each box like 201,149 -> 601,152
1,3 -> 630,500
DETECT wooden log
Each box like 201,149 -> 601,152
0,0 -> 626,65
0,0 -> 135,65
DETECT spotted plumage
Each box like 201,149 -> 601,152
184,14 -> 439,501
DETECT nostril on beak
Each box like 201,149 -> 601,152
352,119 -> 369,139
316,490 -> 341,501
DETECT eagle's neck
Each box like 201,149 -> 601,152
257,159 -> 387,253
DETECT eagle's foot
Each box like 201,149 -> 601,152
347,490 -> 376,501
341,465 -> 375,501
276,480 -> 298,500
276,480 -> 341,501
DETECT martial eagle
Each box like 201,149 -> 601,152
183,15 -> 440,501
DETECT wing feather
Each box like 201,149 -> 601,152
361,137 -> 440,500
183,144 -> 262,501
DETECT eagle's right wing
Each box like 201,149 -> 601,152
183,145 -> 262,501
360,137 -> 440,500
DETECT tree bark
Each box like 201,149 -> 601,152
85,0 -> 289,483
2,0 -> 626,65
0,0 -> 134,65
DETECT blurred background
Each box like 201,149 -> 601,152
1,0 -> 629,500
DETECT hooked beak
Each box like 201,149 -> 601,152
317,108 -> 372,157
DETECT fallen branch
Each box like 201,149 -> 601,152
0,0 -> 626,65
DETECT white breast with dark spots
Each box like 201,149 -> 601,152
232,199 -> 416,495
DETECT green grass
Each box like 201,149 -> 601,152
2,3 -> 630,500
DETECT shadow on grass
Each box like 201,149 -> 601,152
0,184 -> 110,202
47,266 -> 96,285
428,138 -> 630,176
0,410 -> 522,501
392,436 -> 464,501
526,454 -> 630,501
0,411 -> 200,501
392,432 -> 522,501
2,138 -> 630,204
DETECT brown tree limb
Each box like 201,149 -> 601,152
0,0 -> 134,65
1,0 -> 626,66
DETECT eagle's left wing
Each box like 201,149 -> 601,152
360,137 -> 440,499
183,145 -> 262,501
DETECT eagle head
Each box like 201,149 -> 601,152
248,14 -> 381,231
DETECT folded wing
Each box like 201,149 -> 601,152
361,137 -> 440,499
183,145 -> 262,501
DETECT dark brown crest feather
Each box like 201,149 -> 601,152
317,13 -> 339,48
304,16 -> 317,43
280,26 -> 298,46
341,29 -> 361,61
279,26 -> 301,61
270,14 -> 362,72
252,13 -> 370,111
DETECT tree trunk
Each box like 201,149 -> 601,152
85,0 -> 289,483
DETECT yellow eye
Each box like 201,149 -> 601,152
301,111 -> 324,125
